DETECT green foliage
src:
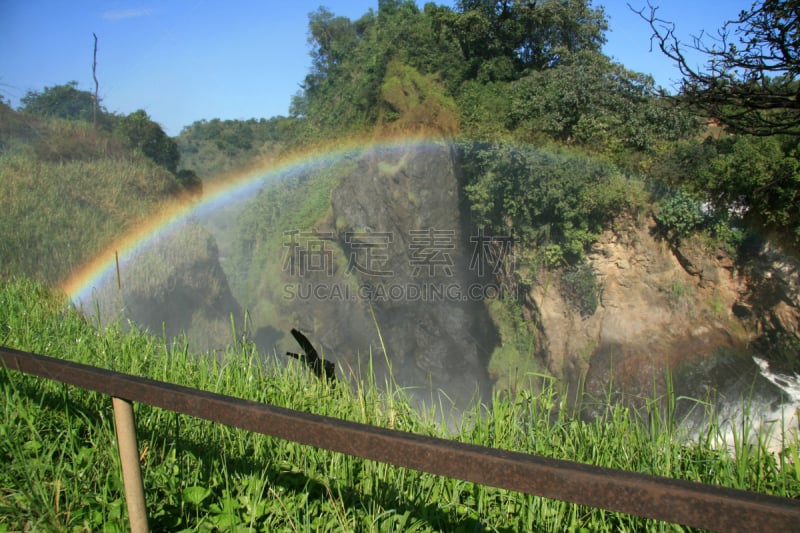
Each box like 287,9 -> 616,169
663,278 -> 692,311
0,105 -> 186,284
0,151 -> 180,284
509,50 -> 699,155
306,7 -> 363,84
461,142 -> 646,264
486,298 -> 543,393
561,262 -> 601,317
446,0 -> 608,77
456,80 -> 512,140
1,278 -> 798,531
298,7 -> 381,133
113,109 -> 179,173
0,100 -> 42,149
13,85 -> 196,193
706,211 -> 747,255
379,59 -> 459,135
294,0 -> 615,138
175,169 -> 202,195
19,81 -> 101,123
177,117 -> 293,179
653,134 -> 800,245
655,190 -> 706,242
700,136 -> 800,241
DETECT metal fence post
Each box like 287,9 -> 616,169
112,396 -> 149,533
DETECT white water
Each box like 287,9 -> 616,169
710,357 -> 800,455
754,357 -> 800,407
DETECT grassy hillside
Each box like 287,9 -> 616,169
0,103 -> 184,285
1,278 -> 798,531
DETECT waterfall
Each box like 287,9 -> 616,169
708,357 -> 800,455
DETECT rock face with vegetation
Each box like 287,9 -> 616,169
525,217 -> 746,401
120,223 -> 242,351
520,214 -> 800,408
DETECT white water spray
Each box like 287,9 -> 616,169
710,357 -> 800,455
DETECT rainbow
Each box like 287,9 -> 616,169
60,135 -> 444,305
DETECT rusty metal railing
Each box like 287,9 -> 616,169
2,345 -> 799,532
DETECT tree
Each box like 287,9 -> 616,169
297,1 -> 463,134
294,1 -> 611,136
20,81 -> 99,122
509,50 -> 698,153
637,1 -> 800,136
306,7 -> 362,86
176,169 -> 203,196
654,189 -> 707,242
297,7 -> 379,132
446,0 -> 608,79
114,110 -> 179,173
655,134 -> 800,241
378,59 -> 459,135
92,33 -> 100,127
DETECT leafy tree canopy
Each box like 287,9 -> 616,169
178,117 -> 292,178
446,0 -> 608,78
113,109 -> 179,173
461,142 -> 645,265
378,59 -> 459,135
20,81 -> 103,124
508,50 -> 699,153
653,134 -> 800,242
293,0 -> 612,136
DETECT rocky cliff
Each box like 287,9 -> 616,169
519,214 -> 800,412
329,142 -> 497,405
266,142 -> 498,408
220,140 -> 800,415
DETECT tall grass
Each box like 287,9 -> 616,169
1,277 -> 798,531
0,116 -> 182,286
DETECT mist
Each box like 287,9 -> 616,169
75,140 -> 800,443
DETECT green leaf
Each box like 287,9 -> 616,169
182,485 -> 212,506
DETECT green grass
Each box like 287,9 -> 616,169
0,130 -> 182,285
1,277 -> 799,531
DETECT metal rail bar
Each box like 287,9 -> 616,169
2,345 -> 799,532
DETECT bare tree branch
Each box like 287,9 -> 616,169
92,32 -> 100,128
631,1 -> 800,136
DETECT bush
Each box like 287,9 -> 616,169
655,190 -> 705,242
561,262 -> 601,317
176,169 -> 203,196
113,110 -> 179,173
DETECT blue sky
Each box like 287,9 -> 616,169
1,1 -> 754,136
